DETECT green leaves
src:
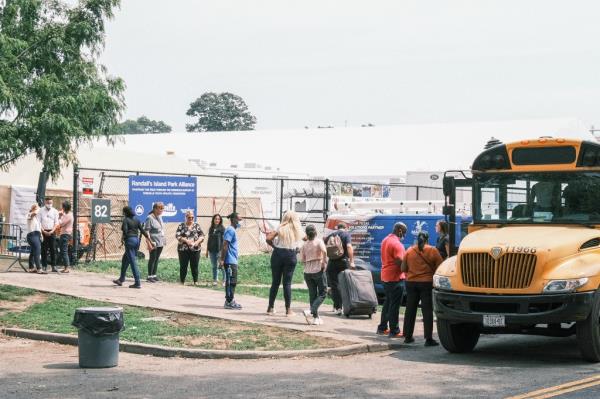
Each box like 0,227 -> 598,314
112,115 -> 173,134
0,0 -> 124,178
186,92 -> 257,132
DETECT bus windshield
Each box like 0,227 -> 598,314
474,172 -> 600,225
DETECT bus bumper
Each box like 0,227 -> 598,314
433,289 -> 595,325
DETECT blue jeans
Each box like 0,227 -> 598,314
119,236 -> 141,285
209,251 -> 224,281
378,280 -> 406,333
27,232 -> 42,270
59,234 -> 71,267
225,264 -> 238,303
304,271 -> 327,317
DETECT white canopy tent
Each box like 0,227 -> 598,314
92,117 -> 592,177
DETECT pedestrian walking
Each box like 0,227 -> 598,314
220,212 -> 243,310
39,197 -> 59,272
176,211 -> 204,285
26,204 -> 43,274
266,211 -> 304,316
58,201 -> 73,273
325,223 -> 355,315
377,222 -> 407,338
113,206 -> 153,289
435,220 -> 450,260
401,231 -> 443,346
144,202 -> 166,283
206,214 -> 225,286
299,225 -> 328,325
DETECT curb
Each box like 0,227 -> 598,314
2,328 -> 397,360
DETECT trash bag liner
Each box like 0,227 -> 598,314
72,307 -> 124,336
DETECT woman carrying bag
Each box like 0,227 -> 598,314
176,210 -> 205,285
401,231 -> 443,347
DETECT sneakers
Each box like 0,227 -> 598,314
225,301 -> 242,310
128,284 -> 141,289
334,308 -> 343,316
303,310 -> 312,324
424,339 -> 439,347
285,309 -> 295,317
212,281 -> 218,287
376,328 -> 390,336
311,317 -> 323,326
112,279 -> 123,286
147,277 -> 155,283
153,276 -> 160,282
404,337 -> 415,344
388,331 -> 404,339
267,307 -> 276,315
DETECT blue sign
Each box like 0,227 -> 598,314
128,175 -> 197,223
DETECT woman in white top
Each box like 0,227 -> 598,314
266,211 -> 304,316
26,204 -> 44,273
300,225 -> 328,325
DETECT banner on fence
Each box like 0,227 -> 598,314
9,185 -> 36,231
128,175 -> 197,223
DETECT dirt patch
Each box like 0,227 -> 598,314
0,293 -> 47,317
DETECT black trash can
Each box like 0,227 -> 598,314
72,307 -> 124,368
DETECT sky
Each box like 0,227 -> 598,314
99,0 -> 600,132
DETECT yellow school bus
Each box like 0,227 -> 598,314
435,137 -> 600,362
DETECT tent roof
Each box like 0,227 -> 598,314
92,117 -> 591,176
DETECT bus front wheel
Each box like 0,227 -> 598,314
437,319 -> 480,353
576,290 -> 600,363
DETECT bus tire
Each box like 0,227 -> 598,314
576,290 -> 600,363
437,319 -> 480,353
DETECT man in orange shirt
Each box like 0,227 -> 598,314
376,222 -> 408,338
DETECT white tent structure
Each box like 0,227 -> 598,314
92,117 -> 592,177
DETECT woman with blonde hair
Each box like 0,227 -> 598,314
266,211 -> 304,316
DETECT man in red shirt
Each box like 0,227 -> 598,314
377,222 -> 407,338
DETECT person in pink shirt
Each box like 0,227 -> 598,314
300,225 -> 328,325
58,201 -> 74,273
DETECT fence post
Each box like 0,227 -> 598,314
232,175 -> 237,213
72,165 -> 79,266
279,179 -> 284,222
324,179 -> 330,223
416,185 -> 420,201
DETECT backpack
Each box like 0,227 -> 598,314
326,232 -> 345,260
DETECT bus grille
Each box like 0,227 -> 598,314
460,252 -> 537,289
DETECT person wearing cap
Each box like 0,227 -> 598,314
377,222 -> 408,338
39,197 -> 60,272
220,212 -> 243,310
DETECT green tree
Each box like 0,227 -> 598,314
186,92 -> 257,132
0,0 -> 125,179
113,116 -> 172,134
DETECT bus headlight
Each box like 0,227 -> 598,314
433,275 -> 452,291
543,278 -> 588,294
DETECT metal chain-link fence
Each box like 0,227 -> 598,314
73,168 -> 459,262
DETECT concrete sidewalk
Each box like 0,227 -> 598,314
0,271 -> 422,343
0,269 -> 425,344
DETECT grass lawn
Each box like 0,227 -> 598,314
81,254 -> 306,286
0,285 -> 36,302
0,285 -> 346,351
80,255 -> 335,305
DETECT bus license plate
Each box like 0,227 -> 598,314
483,315 -> 506,328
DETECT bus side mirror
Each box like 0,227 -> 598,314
443,176 -> 455,197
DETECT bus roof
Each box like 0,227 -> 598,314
472,138 -> 600,172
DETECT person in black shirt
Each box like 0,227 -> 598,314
113,206 -> 153,288
206,214 -> 226,286
435,220 -> 450,260
325,223 -> 355,315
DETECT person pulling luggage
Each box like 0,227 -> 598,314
324,223 -> 354,315
376,222 -> 407,338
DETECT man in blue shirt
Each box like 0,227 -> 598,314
220,212 -> 242,309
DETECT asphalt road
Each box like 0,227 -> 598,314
2,333 -> 600,399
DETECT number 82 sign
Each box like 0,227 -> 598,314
91,198 -> 111,224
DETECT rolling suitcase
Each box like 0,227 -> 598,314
338,269 -> 378,318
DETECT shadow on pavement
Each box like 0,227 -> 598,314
389,335 -> 588,367
43,363 -> 80,370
